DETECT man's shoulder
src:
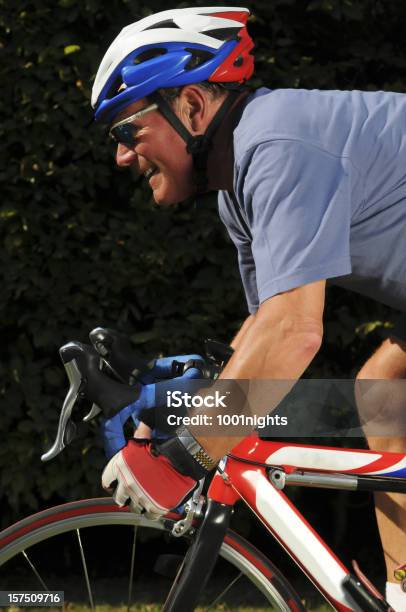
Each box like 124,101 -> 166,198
234,87 -> 348,157
233,87 -> 406,163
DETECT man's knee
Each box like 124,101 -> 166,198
355,340 -> 406,440
356,339 -> 406,381
356,360 -> 380,381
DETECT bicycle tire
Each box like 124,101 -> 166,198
0,498 -> 305,611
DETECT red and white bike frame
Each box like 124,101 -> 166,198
207,434 -> 406,611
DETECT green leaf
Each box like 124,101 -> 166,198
64,45 -> 81,55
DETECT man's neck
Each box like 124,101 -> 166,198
206,91 -> 250,192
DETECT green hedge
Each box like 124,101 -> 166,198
0,0 -> 403,524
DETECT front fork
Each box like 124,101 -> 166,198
162,498 -> 233,612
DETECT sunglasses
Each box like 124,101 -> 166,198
109,103 -> 158,147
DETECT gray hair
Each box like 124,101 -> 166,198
157,82 -> 227,104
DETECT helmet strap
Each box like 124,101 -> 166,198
149,90 -> 242,194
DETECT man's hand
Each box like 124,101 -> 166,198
101,361 -> 208,458
141,354 -> 208,383
102,440 -> 197,519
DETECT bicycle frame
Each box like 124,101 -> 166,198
203,434 -> 406,611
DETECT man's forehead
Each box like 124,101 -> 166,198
112,98 -> 149,124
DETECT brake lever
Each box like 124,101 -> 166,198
83,403 -> 102,421
42,340 -> 140,462
41,342 -> 102,462
41,357 -> 84,462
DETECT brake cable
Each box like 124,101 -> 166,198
226,453 -> 275,469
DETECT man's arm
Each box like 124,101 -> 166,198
102,281 -> 326,517
192,280 -> 326,461
230,314 -> 256,351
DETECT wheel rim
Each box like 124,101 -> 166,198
0,500 -> 303,611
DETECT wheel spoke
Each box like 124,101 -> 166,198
76,528 -> 95,610
22,550 -> 49,590
127,525 -> 138,611
204,571 -> 243,610
0,500 -> 303,610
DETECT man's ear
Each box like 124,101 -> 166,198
178,85 -> 207,133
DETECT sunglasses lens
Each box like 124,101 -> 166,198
110,123 -> 136,146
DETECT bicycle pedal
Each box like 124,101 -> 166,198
154,554 -> 184,579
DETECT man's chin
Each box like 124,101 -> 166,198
152,186 -> 195,206
152,191 -> 177,206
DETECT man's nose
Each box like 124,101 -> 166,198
116,143 -> 139,168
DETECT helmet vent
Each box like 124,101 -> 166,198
106,76 -> 124,100
203,28 -> 239,41
133,48 -> 167,64
144,19 -> 180,30
184,48 -> 214,70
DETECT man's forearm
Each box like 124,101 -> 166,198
190,282 -> 325,462
230,314 -> 255,351
194,322 -> 321,460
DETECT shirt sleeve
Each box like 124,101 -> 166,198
218,191 -> 259,313
237,139 -> 352,304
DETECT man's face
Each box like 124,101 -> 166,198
113,97 -> 195,205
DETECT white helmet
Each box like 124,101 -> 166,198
92,7 -> 254,123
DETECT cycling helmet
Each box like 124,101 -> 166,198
92,7 -> 254,192
92,7 -> 254,123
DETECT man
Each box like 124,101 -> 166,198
92,7 -> 406,609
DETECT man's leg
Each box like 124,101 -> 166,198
355,333 -> 406,610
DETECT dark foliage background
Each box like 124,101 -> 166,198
1,0 -> 404,589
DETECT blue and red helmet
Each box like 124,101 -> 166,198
92,7 -> 254,124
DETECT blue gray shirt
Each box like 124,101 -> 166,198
218,88 -> 406,314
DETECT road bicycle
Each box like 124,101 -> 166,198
1,330 -> 406,611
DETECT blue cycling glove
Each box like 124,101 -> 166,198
101,355 -> 208,459
138,354 -> 205,384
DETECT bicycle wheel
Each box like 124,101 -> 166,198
0,498 -> 304,611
